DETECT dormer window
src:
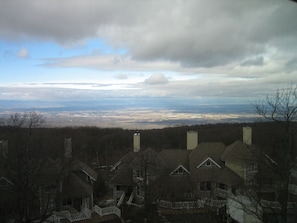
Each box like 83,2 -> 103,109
196,157 -> 221,169
170,165 -> 190,176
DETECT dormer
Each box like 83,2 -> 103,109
170,165 -> 190,176
196,157 -> 221,169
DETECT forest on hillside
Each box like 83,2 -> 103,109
0,121 -> 285,166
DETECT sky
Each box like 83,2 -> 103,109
1,0 -> 297,106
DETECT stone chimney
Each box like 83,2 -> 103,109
133,132 -> 140,152
243,127 -> 252,145
64,138 -> 72,159
187,131 -> 198,150
0,140 -> 8,158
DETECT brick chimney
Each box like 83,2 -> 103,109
133,132 -> 140,152
187,131 -> 198,150
243,127 -> 252,145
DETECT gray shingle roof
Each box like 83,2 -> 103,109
221,140 -> 256,163
159,149 -> 191,172
189,142 -> 225,170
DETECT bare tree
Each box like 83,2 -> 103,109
130,148 -> 166,207
250,85 -> 297,223
0,112 -> 54,223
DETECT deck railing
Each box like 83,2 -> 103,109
46,205 -> 121,223
117,192 -> 125,206
92,205 -> 121,218
158,199 -> 226,209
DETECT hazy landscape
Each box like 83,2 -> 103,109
0,98 -> 258,129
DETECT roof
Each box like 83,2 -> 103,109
113,151 -> 137,171
62,173 -> 93,197
216,167 -> 244,186
110,140 -> 248,194
190,166 -> 243,186
189,142 -> 225,170
109,167 -> 134,186
111,148 -> 167,185
221,140 -> 256,163
109,151 -> 137,185
71,159 -> 97,181
129,147 -> 166,172
129,147 -> 162,169
159,149 -> 191,172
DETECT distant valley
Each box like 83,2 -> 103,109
0,98 -> 259,129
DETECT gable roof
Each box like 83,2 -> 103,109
170,164 -> 190,176
189,142 -> 225,170
113,151 -> 137,171
217,166 -> 244,186
196,157 -> 221,169
71,159 -> 97,181
129,147 -> 166,173
110,148 -> 166,185
190,165 -> 243,186
110,151 -> 137,186
221,140 -> 256,163
159,149 -> 191,172
109,167 -> 134,186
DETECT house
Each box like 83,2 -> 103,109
110,129 -> 249,211
0,138 -> 121,223
110,127 -> 297,222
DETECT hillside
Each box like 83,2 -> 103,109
0,121 -> 286,166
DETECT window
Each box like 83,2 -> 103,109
247,162 -> 257,172
232,187 -> 236,194
63,198 -> 72,206
170,165 -> 189,176
217,183 -> 227,190
200,181 -> 211,191
197,157 -> 221,169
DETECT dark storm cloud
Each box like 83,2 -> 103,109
1,0 -> 297,68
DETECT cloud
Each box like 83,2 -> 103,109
285,57 -> 297,72
1,0 -> 297,104
114,73 -> 128,79
1,0 -> 297,69
17,48 -> 30,58
42,54 -> 182,71
144,74 -> 169,85
240,56 -> 264,67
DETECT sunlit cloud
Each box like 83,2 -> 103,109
17,48 -> 30,58
144,73 -> 169,85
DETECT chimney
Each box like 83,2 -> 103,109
133,132 -> 140,152
243,127 -> 252,145
187,131 -> 198,150
64,138 -> 72,159
0,140 -> 8,158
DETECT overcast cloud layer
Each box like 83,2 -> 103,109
1,0 -> 297,102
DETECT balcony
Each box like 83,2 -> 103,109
215,188 -> 231,199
